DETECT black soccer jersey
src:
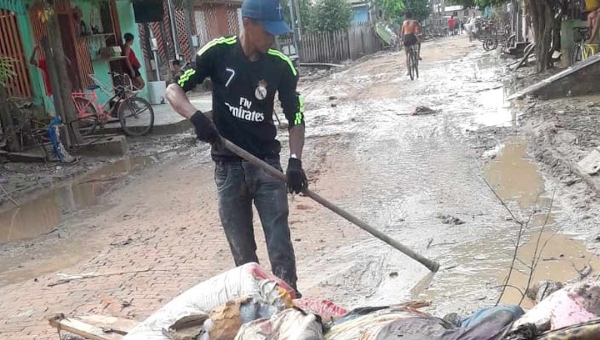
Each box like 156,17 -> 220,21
176,36 -> 304,161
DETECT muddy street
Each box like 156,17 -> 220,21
2,36 -> 599,339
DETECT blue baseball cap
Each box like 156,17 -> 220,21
242,0 -> 291,36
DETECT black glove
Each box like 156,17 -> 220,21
190,111 -> 220,145
286,158 -> 307,194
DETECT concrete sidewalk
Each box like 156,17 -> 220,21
103,91 -> 212,136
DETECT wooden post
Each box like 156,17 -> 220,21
45,2 -> 83,146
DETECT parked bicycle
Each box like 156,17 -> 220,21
1,100 -> 50,160
71,72 -> 154,137
407,44 -> 419,80
571,27 -> 592,65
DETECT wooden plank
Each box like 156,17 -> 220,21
79,315 -> 138,335
48,314 -> 121,340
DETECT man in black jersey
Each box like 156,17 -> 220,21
165,0 -> 306,294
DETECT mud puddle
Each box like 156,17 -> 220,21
485,138 -> 599,307
499,230 -> 600,308
416,137 -> 599,311
474,88 -> 517,128
484,140 -> 544,209
0,155 -> 156,244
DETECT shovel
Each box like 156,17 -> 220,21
220,137 -> 440,273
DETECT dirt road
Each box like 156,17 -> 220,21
2,36 -> 599,339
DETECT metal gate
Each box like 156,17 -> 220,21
0,9 -> 32,98
194,3 -> 240,47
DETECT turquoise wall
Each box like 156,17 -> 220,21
2,0 -> 54,114
116,0 -> 148,101
4,0 -> 148,116
16,11 -> 53,113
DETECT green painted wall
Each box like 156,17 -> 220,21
116,0 -> 149,101
3,0 -> 56,115
15,10 -> 53,113
562,19 -> 588,67
4,0 -> 148,116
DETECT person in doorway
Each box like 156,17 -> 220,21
165,59 -> 183,85
122,33 -> 145,90
29,44 -> 71,100
29,45 -> 52,97
165,0 -> 307,295
401,11 -> 422,76
448,16 -> 456,36
584,0 -> 600,43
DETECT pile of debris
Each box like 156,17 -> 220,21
50,263 -> 600,340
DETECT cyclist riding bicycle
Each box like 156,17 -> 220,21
401,11 -> 422,76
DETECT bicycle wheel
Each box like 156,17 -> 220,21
571,44 -> 582,65
118,96 -> 154,136
72,97 -> 98,136
408,51 -> 415,80
490,39 -> 499,50
413,52 -> 419,79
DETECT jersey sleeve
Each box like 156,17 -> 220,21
275,53 -> 304,129
174,41 -> 219,92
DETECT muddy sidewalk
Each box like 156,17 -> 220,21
508,67 -> 600,245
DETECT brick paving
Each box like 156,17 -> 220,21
0,137 -> 363,339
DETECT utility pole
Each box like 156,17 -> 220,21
287,0 -> 299,56
166,0 -> 181,60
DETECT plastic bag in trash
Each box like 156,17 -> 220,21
513,281 -> 600,330
125,263 -> 295,340
326,305 -> 515,340
235,308 -> 324,340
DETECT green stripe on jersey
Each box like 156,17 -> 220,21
267,49 -> 297,76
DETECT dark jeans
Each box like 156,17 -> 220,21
214,158 -> 298,290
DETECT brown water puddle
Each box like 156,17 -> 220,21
0,242 -> 86,287
499,230 -> 600,308
484,138 -> 599,306
483,140 -> 544,209
0,155 -> 153,244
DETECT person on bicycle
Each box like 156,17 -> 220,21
401,11 -> 422,76
165,0 -> 307,296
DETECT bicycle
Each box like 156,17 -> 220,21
1,100 -> 50,160
571,27 -> 593,65
71,72 -> 154,137
407,44 -> 419,80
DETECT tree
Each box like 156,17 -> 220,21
298,0 -> 314,33
374,0 -> 405,26
373,0 -> 430,27
449,0 -> 509,8
526,0 -> 562,73
310,0 -> 353,32
403,0 -> 431,21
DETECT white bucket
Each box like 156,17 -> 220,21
148,81 -> 166,105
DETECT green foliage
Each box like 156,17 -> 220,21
298,0 -> 314,33
373,0 -> 430,27
402,0 -> 430,21
448,0 -> 510,8
376,0 -> 405,25
310,0 -> 352,32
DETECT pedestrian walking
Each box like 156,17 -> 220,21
448,16 -> 456,36
165,0 -> 307,296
